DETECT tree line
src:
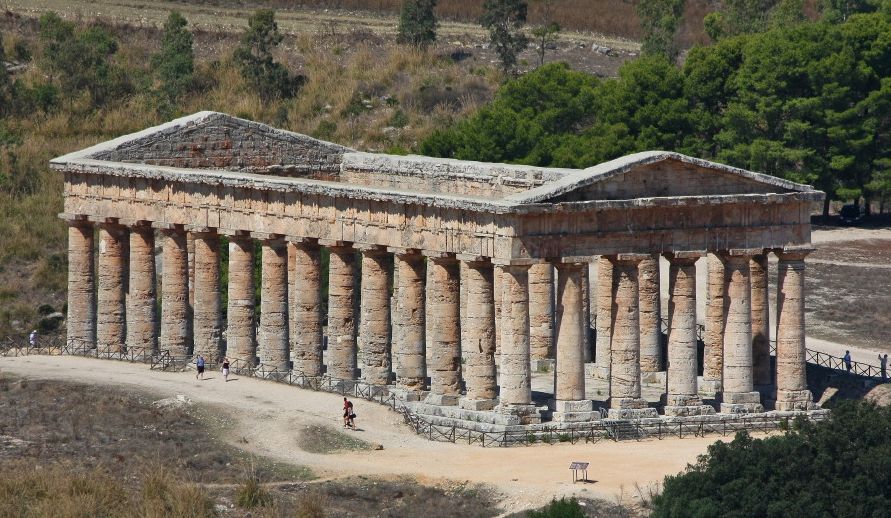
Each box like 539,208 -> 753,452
420,1 -> 891,216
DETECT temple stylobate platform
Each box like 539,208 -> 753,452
54,111 -> 824,428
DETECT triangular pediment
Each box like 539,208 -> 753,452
508,151 -> 815,203
70,111 -> 352,173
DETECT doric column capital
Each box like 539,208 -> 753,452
720,248 -> 764,259
775,246 -> 815,263
606,253 -> 649,266
553,260 -> 586,271
664,251 -> 704,266
59,212 -> 91,226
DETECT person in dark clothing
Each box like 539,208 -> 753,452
843,351 -> 852,373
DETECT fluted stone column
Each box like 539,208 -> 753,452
192,231 -> 222,361
393,251 -> 426,395
638,255 -> 662,373
359,247 -> 391,385
581,266 -> 592,363
493,266 -> 503,368
226,234 -> 256,365
496,264 -> 540,423
97,223 -> 127,354
126,224 -> 156,353
460,260 -> 497,410
750,253 -> 772,386
290,240 -> 324,376
702,253 -> 726,395
528,263 -> 555,365
160,228 -> 190,358
66,220 -> 95,349
607,255 -> 658,419
552,262 -> 595,421
775,248 -> 815,411
595,256 -> 614,385
259,238 -> 289,370
664,253 -> 713,416
720,251 -> 764,413
425,255 -> 461,405
327,245 -> 358,380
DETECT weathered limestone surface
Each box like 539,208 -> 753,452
581,265 -> 591,363
638,255 -> 662,372
664,254 -> 713,416
260,239 -> 289,370
554,263 -> 586,402
703,253 -> 726,393
226,235 -> 256,364
290,241 -> 324,376
161,229 -> 190,358
360,248 -> 391,385
67,222 -> 95,348
493,265 -> 502,368
595,257 -> 613,375
327,246 -> 357,380
775,250 -> 815,411
497,265 -> 539,423
393,252 -> 426,392
721,252 -> 763,413
750,253 -> 771,386
528,263 -> 554,361
192,232 -> 222,361
97,223 -> 127,353
461,261 -> 497,409
426,256 -> 461,404
126,226 -> 156,353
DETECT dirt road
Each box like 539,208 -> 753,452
0,354 -> 723,513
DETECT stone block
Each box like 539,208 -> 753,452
664,405 -> 716,417
531,358 -> 555,373
641,370 -> 666,385
609,397 -> 650,410
550,399 -> 594,413
607,407 -> 659,419
552,411 -> 600,423
720,402 -> 765,414
389,387 -> 428,402
775,389 -> 815,411
459,397 -> 498,411
496,403 -> 541,424
664,394 -> 706,407
723,391 -> 762,405
425,393 -> 460,406
698,378 -> 722,398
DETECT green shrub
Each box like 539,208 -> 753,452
397,0 -> 438,47
236,477 -> 273,508
528,497 -> 585,518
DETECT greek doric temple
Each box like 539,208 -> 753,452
54,112 -> 823,424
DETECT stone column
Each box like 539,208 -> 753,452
528,263 -> 555,366
192,230 -> 222,361
496,264 -> 540,423
393,251 -> 426,396
66,220 -> 95,349
160,228 -> 190,358
359,247 -> 391,385
126,224 -> 156,353
607,255 -> 658,419
460,259 -> 497,410
750,253 -> 772,386
259,238 -> 289,371
775,248 -> 815,411
552,262 -> 595,421
702,252 -> 726,395
493,266 -> 503,368
226,234 -> 256,365
595,256 -> 614,385
327,245 -> 357,380
97,222 -> 127,354
425,255 -> 461,405
639,255 -> 662,373
720,250 -> 764,413
290,240 -> 324,376
581,265 -> 592,363
664,253 -> 714,416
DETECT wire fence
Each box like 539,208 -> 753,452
0,332 -> 846,447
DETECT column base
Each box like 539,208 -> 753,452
549,399 -> 599,422
389,386 -> 428,402
663,395 -> 716,416
775,389 -> 816,411
459,397 -> 498,411
495,403 -> 542,424
720,391 -> 764,413
607,397 -> 659,419
531,358 -> 555,373
425,393 -> 460,406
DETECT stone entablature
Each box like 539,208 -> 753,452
55,112 -> 825,425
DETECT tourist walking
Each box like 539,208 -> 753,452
195,355 -> 206,380
879,354 -> 888,382
844,351 -> 852,373
28,329 -> 37,347
221,357 -> 230,382
343,397 -> 355,429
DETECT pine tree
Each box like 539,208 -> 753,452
152,11 -> 194,102
396,0 -> 438,47
234,10 -> 296,101
480,0 -> 529,75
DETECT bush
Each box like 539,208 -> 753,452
234,10 -> 299,101
397,0 -> 438,47
651,401 -> 891,517
527,497 -> 585,518
152,11 -> 195,104
480,0 -> 529,74
236,477 -> 273,508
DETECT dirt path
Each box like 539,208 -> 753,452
0,354 -> 723,513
